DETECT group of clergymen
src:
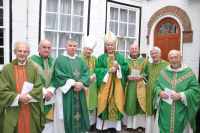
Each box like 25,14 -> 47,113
0,31 -> 199,133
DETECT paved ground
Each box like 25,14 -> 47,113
89,125 -> 145,133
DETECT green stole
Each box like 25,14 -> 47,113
54,55 -> 90,133
79,53 -> 98,112
0,59 -> 45,133
95,53 -> 129,121
153,66 -> 200,133
124,56 -> 149,115
146,59 -> 169,116
28,55 -> 55,122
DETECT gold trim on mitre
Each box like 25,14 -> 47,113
104,31 -> 116,44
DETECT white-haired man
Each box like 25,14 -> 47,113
79,34 -> 98,131
0,41 -> 45,132
29,39 -> 56,133
153,50 -> 200,133
95,31 -> 129,133
146,46 -> 169,133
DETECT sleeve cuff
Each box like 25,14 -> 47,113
103,72 -> 109,83
180,92 -> 187,106
47,86 -> 56,94
117,65 -> 122,79
10,94 -> 20,107
59,79 -> 75,94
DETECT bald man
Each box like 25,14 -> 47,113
153,50 -> 200,133
123,44 -> 149,133
29,39 -> 56,133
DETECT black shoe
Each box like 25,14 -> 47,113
109,128 -> 116,133
89,124 -> 96,132
137,127 -> 144,133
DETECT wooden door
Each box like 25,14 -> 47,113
154,18 -> 180,61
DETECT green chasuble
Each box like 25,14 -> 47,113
28,54 -> 55,122
146,59 -> 169,116
124,55 -> 149,115
153,65 -> 200,133
0,59 -> 45,133
79,53 -> 98,112
95,52 -> 129,121
54,55 -> 90,133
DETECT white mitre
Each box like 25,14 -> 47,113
104,31 -> 116,44
84,34 -> 97,49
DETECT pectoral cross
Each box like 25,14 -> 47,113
73,69 -> 80,79
74,112 -> 81,121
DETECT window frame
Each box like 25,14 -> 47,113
106,1 -> 141,57
0,0 -> 10,70
40,0 -> 89,58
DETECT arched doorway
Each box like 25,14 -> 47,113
154,18 -> 181,61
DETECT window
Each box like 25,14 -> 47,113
0,0 -> 10,70
107,2 -> 141,57
41,0 -> 89,59
157,22 -> 178,35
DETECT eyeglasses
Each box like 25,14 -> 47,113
16,50 -> 29,54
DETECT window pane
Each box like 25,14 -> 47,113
126,52 -> 130,58
73,0 -> 84,16
118,51 -> 125,56
59,33 -> 70,48
0,28 -> 3,46
50,49 -> 56,59
118,39 -> 125,50
60,15 -> 71,31
45,31 -> 57,47
0,9 -> 3,26
0,0 -> 3,6
129,11 -> 136,23
128,24 -> 135,37
119,23 -> 127,36
163,22 -> 172,32
46,13 -> 58,30
110,7 -> 118,21
58,49 -> 65,56
157,26 -> 165,35
120,9 -> 127,22
0,48 -> 4,64
169,24 -> 178,34
72,33 -> 82,49
76,50 -> 81,55
126,38 -> 134,50
109,21 -> 118,35
60,0 -> 71,14
72,16 -> 83,32
46,0 -> 58,12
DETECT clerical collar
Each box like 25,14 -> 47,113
18,61 -> 26,66
108,53 -> 114,56
166,64 -> 187,72
128,54 -> 142,60
63,52 -> 77,59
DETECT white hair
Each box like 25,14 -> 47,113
14,41 -> 30,50
150,46 -> 161,53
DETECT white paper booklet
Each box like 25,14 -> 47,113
131,69 -> 140,77
21,82 -> 34,94
162,88 -> 175,105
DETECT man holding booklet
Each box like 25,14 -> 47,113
29,39 -> 56,133
153,50 -> 200,133
123,44 -> 149,133
0,41 -> 45,133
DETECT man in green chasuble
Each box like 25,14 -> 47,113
0,41 -> 45,133
29,39 -> 55,133
153,50 -> 200,133
95,31 -> 129,132
146,47 -> 169,133
54,39 -> 90,133
79,34 -> 98,132
123,44 -> 149,133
